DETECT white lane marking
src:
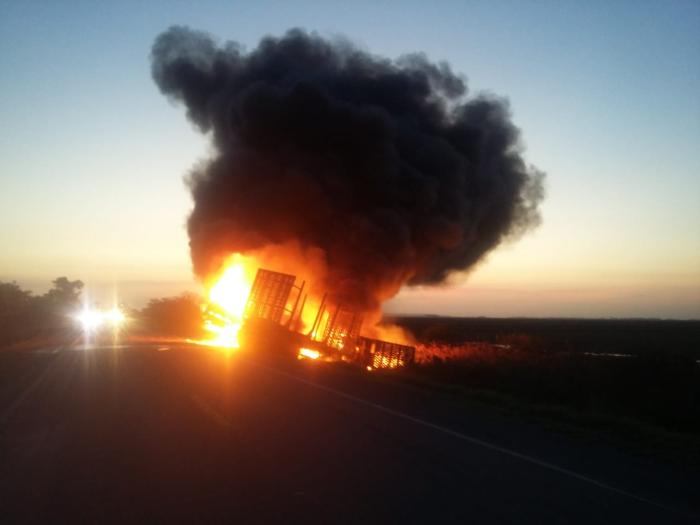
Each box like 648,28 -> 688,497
157,346 -> 171,352
259,363 -> 693,518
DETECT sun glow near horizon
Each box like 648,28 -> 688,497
1,1 -> 698,319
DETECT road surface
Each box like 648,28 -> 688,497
1,341 -> 698,523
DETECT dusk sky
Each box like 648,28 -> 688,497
1,1 -> 698,318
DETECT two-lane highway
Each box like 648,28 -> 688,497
1,343 -> 698,523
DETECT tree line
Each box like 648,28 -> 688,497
0,277 -> 84,345
0,278 -> 205,346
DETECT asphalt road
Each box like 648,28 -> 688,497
1,340 -> 698,524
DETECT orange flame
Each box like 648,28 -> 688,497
199,254 -> 257,348
298,347 -> 321,360
195,243 -> 414,352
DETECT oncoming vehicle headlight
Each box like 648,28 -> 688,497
103,307 -> 125,326
76,309 -> 102,331
75,307 -> 126,332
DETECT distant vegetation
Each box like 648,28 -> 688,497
0,277 -> 83,346
397,316 -> 700,360
0,280 -> 206,346
395,316 -> 700,439
136,293 -> 204,338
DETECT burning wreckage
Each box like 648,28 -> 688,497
153,28 -> 545,371
204,268 -> 416,370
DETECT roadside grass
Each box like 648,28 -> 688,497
390,339 -> 700,466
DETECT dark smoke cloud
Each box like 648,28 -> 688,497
151,26 -> 545,311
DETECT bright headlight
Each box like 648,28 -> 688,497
104,307 -> 125,326
75,307 -> 125,331
76,309 -> 102,331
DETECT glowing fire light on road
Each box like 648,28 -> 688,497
201,317 -> 241,348
298,347 -> 321,360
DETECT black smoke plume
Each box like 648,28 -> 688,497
151,26 -> 545,311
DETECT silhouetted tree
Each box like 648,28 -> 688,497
0,281 -> 33,316
140,293 -> 204,337
31,276 -> 84,328
0,281 -> 36,344
0,277 -> 85,345
41,277 -> 84,312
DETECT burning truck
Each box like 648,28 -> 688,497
203,266 -> 416,370
152,28 -> 545,366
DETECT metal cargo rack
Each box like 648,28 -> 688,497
240,267 -> 414,370
357,337 -> 415,369
244,268 -> 304,326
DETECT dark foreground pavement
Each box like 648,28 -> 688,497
1,341 -> 698,524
